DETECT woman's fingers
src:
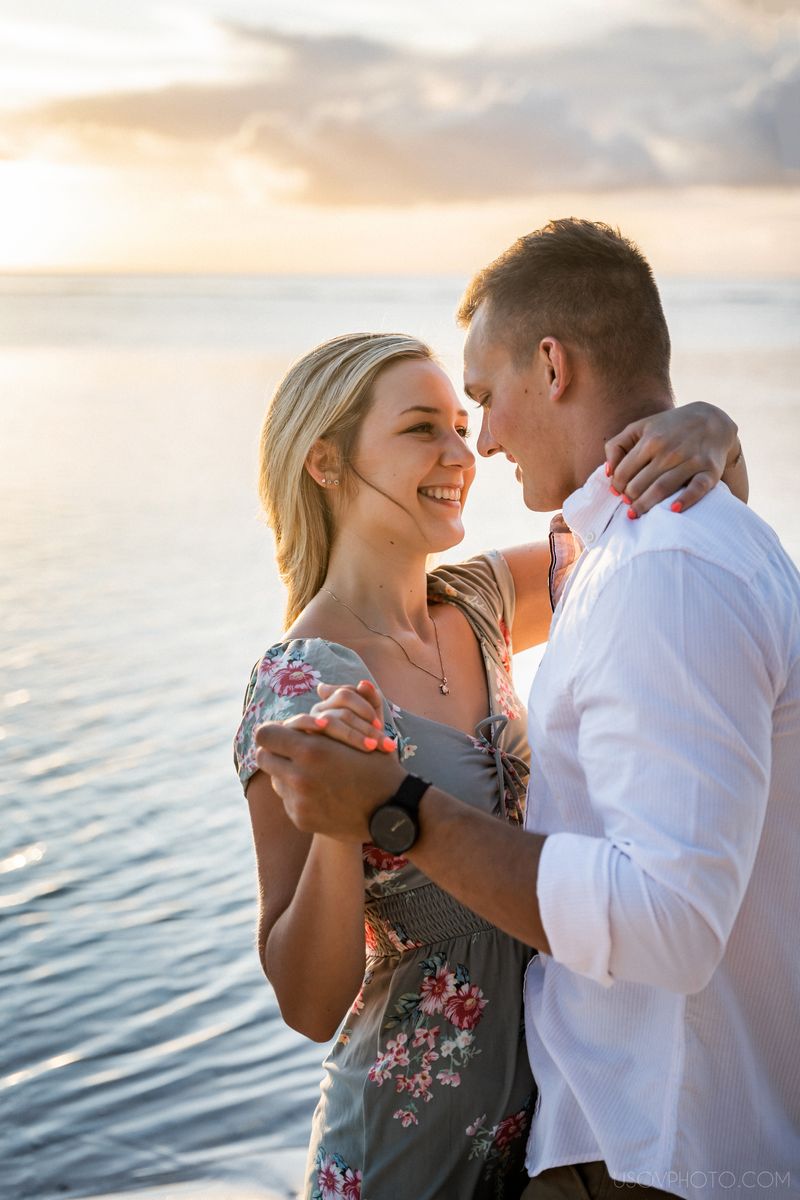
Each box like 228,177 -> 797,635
316,681 -> 384,727
322,712 -> 396,754
668,471 -> 716,513
624,457 -> 722,515
306,680 -> 393,751
313,684 -> 384,729
285,681 -> 397,753
621,460 -> 691,514
604,418 -> 648,481
608,428 -> 683,499
315,705 -> 392,747
285,709 -> 396,753
283,713 -> 325,735
605,404 -> 737,518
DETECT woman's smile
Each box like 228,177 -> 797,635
418,485 -> 463,508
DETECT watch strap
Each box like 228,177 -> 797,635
388,773 -> 432,818
368,774 -> 431,853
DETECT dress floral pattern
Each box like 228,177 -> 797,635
234,552 -> 536,1199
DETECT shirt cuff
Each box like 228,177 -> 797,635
537,831 -> 614,987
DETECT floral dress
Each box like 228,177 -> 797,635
234,552 -> 536,1200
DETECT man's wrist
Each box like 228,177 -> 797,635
368,772 -> 428,854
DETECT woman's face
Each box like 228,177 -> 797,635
343,357 -> 476,553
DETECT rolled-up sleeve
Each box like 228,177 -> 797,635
537,551 -> 778,993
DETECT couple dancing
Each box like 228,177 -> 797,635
234,220 -> 799,1199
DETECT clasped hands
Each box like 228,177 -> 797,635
254,680 -> 407,842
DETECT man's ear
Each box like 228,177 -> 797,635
538,337 -> 572,402
304,438 -> 341,489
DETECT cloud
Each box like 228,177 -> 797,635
7,14 -> 799,205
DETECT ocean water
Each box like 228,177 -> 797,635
1,275 -> 798,1200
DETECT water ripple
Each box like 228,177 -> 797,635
0,842 -> 45,873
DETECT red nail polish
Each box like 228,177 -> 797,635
364,737 -> 378,751
382,737 -> 397,752
610,485 -> 620,497
314,716 -> 328,728
372,718 -> 383,730
605,462 -> 612,477
671,501 -> 683,513
627,507 -> 638,520
622,494 -> 632,505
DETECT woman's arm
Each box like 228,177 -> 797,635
247,769 -> 366,1042
497,542 -> 553,654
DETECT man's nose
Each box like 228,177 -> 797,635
476,410 -> 500,458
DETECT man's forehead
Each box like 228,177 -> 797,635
462,336 -> 481,390
463,313 -> 505,377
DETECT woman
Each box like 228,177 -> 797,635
233,333 -> 745,1199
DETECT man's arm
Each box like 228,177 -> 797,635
254,724 -> 552,952
409,789 -> 552,952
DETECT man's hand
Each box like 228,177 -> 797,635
254,721 -> 407,841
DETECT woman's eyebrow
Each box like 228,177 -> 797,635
399,404 -> 469,417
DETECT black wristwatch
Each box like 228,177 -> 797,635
368,774 -> 431,854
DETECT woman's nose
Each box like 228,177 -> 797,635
441,428 -> 476,468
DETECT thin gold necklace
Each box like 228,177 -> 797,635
322,586 -> 450,696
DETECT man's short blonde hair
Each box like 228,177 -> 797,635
457,218 -> 671,391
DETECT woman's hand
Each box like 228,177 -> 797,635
284,679 -> 397,754
605,402 -> 743,517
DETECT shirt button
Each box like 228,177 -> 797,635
585,531 -> 596,544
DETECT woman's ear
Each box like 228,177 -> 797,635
305,439 -> 341,490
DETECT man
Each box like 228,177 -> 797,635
256,220 -> 800,1197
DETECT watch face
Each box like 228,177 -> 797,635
369,804 -> 416,855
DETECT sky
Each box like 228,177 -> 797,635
1,0 -> 798,274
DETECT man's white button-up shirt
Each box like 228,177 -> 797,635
524,464 -> 800,1196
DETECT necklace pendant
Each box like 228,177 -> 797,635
440,681 -> 450,695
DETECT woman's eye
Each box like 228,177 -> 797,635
406,421 -> 470,438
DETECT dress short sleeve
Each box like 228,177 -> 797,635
428,550 -> 517,671
233,638 -> 383,794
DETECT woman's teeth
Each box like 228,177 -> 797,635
419,487 -> 462,502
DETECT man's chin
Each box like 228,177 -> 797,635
521,479 -> 556,513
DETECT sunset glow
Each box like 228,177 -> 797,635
1,0 -> 798,275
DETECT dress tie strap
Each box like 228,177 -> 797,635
472,714 -> 529,825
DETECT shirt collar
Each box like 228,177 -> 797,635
561,461 -> 624,548
547,514 -> 581,611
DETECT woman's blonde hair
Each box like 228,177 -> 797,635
259,332 -> 435,627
